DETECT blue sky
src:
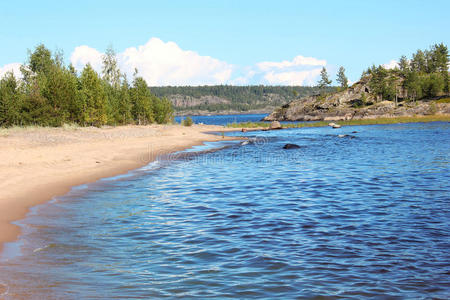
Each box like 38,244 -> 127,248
1,0 -> 449,85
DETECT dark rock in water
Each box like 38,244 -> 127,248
283,143 -> 301,149
338,134 -> 356,139
352,131 -> 358,133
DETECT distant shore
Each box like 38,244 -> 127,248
0,124 -> 240,253
227,114 -> 450,128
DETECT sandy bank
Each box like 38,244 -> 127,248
0,124 -> 239,252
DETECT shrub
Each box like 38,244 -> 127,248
183,116 -> 193,126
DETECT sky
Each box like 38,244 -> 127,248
0,0 -> 449,86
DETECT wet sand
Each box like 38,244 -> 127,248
0,124 -> 239,252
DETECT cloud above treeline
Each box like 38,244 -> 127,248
0,63 -> 22,79
1,38 -> 329,86
70,38 -> 328,86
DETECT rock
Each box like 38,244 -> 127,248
241,140 -> 249,145
332,124 -> 341,128
283,143 -> 301,149
328,122 -> 336,127
338,134 -> 356,139
263,75 -> 450,122
269,121 -> 282,130
352,131 -> 358,133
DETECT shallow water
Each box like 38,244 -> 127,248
1,121 -> 449,299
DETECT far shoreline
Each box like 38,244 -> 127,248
226,114 -> 450,129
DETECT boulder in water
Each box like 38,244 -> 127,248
283,143 -> 301,149
269,121 -> 282,130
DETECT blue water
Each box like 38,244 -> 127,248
175,113 -> 267,125
1,120 -> 449,299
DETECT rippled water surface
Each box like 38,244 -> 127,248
1,121 -> 449,299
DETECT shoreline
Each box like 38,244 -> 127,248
227,114 -> 450,128
0,124 -> 241,253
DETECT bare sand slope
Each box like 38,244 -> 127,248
0,124 -> 238,252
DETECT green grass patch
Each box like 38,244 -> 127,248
435,97 -> 450,103
227,115 -> 450,129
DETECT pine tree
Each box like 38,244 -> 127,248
336,66 -> 348,89
0,72 -> 20,126
318,67 -> 332,88
131,76 -> 154,125
80,64 -> 108,127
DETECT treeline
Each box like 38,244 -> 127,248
363,43 -> 449,101
0,45 -> 173,127
151,85 -> 336,112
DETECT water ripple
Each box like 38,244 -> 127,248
1,122 -> 449,299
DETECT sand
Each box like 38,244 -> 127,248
0,124 -> 240,252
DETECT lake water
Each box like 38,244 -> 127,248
1,116 -> 449,299
175,113 -> 267,125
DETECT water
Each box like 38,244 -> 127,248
175,113 -> 267,125
1,119 -> 449,299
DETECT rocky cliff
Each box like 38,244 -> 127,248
264,78 -> 450,121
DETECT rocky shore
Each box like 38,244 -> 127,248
263,78 -> 450,121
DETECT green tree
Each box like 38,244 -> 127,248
79,64 -> 108,126
153,96 -> 174,124
336,66 -> 348,89
411,50 -> 427,73
117,78 -> 132,124
131,76 -> 154,125
0,72 -> 20,126
102,45 -> 121,88
398,55 -> 409,76
318,67 -> 332,88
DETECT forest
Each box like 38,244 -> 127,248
151,85 -> 336,112
363,43 -> 449,101
0,45 -> 173,127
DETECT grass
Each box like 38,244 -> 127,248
435,97 -> 450,104
226,115 -> 450,129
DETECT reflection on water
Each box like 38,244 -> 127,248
1,121 -> 449,299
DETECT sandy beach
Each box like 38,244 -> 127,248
0,124 -> 239,252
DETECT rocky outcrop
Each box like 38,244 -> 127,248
264,78 -> 450,121
170,95 -> 230,107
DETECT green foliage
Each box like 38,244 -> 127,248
80,64 -> 108,126
318,67 -> 332,88
0,44 -> 174,128
420,73 -> 445,98
131,76 -> 154,125
182,116 -> 193,126
153,97 -> 174,124
151,85 -> 336,112
434,97 -> 450,103
0,72 -> 20,126
368,65 -> 396,100
227,115 -> 450,129
336,66 -> 348,89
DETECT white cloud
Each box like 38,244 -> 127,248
382,59 -> 399,70
68,37 -> 327,86
252,55 -> 327,85
70,38 -> 234,86
257,55 -> 326,71
0,63 -> 22,79
264,69 -> 323,86
70,45 -> 103,73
